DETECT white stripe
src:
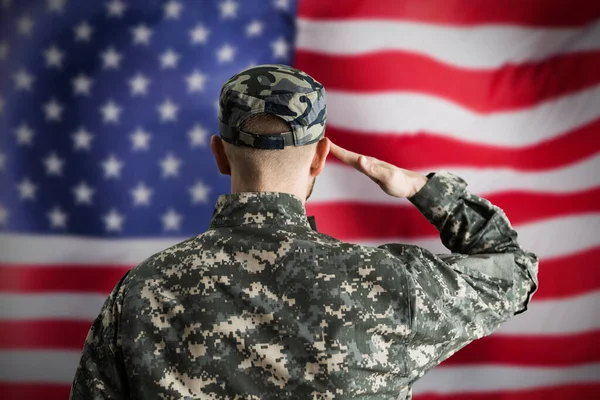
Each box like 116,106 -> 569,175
2,349 -> 599,390
413,363 -> 600,394
325,84 -> 600,146
0,293 -> 105,320
297,19 -> 600,68
496,291 -> 600,336
313,155 -> 600,204
0,350 -> 81,383
0,214 -> 598,264
357,214 -> 600,260
2,290 -> 599,336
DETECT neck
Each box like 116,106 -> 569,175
230,173 -> 308,204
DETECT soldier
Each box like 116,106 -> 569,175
70,64 -> 538,400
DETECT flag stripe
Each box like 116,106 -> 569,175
2,349 -> 599,390
411,363 -> 600,393
295,51 -> 600,112
322,120 -> 600,171
308,189 -> 600,239
324,85 -> 600,146
0,383 -> 71,400
314,159 -> 600,204
441,331 -> 600,366
3,291 -> 598,335
298,0 -> 600,27
1,214 -> 598,262
1,245 -> 598,300
2,319 -> 599,369
413,383 -> 600,400
296,20 -> 600,68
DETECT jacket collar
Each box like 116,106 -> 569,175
209,192 -> 315,230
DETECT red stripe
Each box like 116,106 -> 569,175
0,383 -> 71,400
535,246 -> 600,300
0,383 -> 597,400
0,246 -> 598,299
294,51 -> 600,113
0,320 -> 91,350
442,330 -> 600,366
1,246 -> 598,299
413,383 -> 600,400
3,319 -> 600,369
323,118 -> 600,171
298,0 -> 600,26
0,265 -> 130,293
307,188 -> 600,240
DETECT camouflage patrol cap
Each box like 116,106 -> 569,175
218,64 -> 326,149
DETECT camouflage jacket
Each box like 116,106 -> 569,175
70,172 -> 538,400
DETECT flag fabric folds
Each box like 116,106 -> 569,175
0,0 -> 599,399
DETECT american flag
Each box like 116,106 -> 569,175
0,0 -> 599,398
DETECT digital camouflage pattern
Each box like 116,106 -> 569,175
70,172 -> 538,400
218,64 -> 326,148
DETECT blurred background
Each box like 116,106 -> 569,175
0,0 -> 599,398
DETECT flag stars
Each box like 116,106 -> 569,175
159,153 -> 182,178
100,100 -> 122,123
160,49 -> 180,69
190,24 -> 210,45
47,206 -> 68,229
72,181 -> 95,205
131,23 -> 153,45
17,178 -> 37,200
101,46 -> 123,69
130,127 -> 151,150
219,0 -> 238,18
43,152 -> 65,176
43,98 -> 64,121
72,127 -> 94,151
131,182 -> 153,206
14,69 -> 35,91
188,124 -> 208,147
164,0 -> 183,19
44,44 -> 65,68
162,209 -> 182,231
101,154 -> 124,179
157,98 -> 179,122
74,21 -> 93,42
18,15 -> 35,36
15,123 -> 35,146
72,73 -> 93,96
186,70 -> 206,93
216,44 -> 236,63
47,0 -> 67,13
106,0 -> 127,18
274,0 -> 290,10
246,20 -> 263,37
0,41 -> 9,61
103,209 -> 125,232
271,37 -> 290,59
129,73 -> 150,96
190,181 -> 211,204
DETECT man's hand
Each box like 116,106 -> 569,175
328,140 -> 429,199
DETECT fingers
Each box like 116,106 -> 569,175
329,141 -> 366,170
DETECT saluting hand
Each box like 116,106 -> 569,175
328,140 -> 429,199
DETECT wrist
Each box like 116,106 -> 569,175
407,172 -> 429,198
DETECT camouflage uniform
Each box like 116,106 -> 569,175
70,65 -> 538,400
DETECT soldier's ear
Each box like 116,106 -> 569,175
310,137 -> 330,177
211,135 -> 231,175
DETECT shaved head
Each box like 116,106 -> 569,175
223,113 -> 318,188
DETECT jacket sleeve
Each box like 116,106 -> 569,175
378,171 -> 539,384
69,272 -> 131,399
